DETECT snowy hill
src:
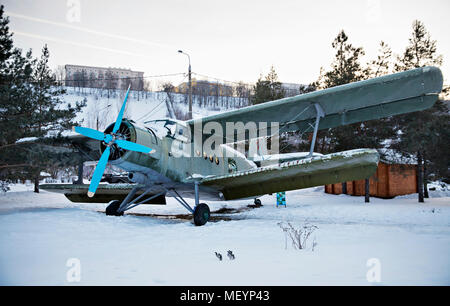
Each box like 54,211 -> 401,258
62,87 -> 245,130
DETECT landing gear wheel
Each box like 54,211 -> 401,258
106,200 -> 124,216
254,198 -> 262,206
193,203 -> 210,226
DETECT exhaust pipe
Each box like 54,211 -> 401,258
128,172 -> 149,184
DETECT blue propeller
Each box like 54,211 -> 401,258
72,86 -> 154,197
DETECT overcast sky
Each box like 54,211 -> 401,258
3,0 -> 450,85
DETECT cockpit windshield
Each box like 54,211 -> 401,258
143,119 -> 177,139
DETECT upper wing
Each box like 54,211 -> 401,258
201,149 -> 379,200
187,66 -> 443,141
65,134 -> 101,160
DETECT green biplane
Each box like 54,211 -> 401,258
41,66 -> 443,226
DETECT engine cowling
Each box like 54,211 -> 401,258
100,120 -> 158,165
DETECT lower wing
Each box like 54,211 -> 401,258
201,149 -> 379,200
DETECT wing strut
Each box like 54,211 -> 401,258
309,103 -> 325,157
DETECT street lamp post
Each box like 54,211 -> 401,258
178,50 -> 192,120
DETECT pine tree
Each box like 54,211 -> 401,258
251,66 -> 285,105
26,45 -> 85,191
323,30 -> 366,88
367,41 -> 392,78
0,5 -> 13,65
395,20 -> 442,71
0,5 -> 36,186
362,40 -> 397,155
392,20 -> 448,201
0,7 -> 85,191
30,45 -> 83,136
320,31 -> 394,154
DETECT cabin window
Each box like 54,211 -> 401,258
228,158 -> 237,173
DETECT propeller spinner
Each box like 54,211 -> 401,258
73,86 -> 154,197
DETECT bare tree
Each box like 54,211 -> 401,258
80,69 -> 88,93
97,71 -> 104,96
235,81 -> 250,108
54,65 -> 65,87
88,72 -> 96,92
105,69 -> 117,99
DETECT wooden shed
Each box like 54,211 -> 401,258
325,161 -> 418,198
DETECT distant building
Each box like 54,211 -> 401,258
64,64 -> 144,90
281,83 -> 304,97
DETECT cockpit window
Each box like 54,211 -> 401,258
145,128 -> 158,144
144,119 -> 177,139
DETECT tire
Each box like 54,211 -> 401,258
193,203 -> 210,226
105,200 -> 124,216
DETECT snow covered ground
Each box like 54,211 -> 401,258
0,185 -> 449,286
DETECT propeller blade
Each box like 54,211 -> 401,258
116,139 -> 154,154
87,146 -> 111,198
112,85 -> 131,134
73,126 -> 105,142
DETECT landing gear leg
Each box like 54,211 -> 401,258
193,181 -> 210,226
105,185 -> 166,216
165,182 -> 210,226
193,203 -> 210,226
